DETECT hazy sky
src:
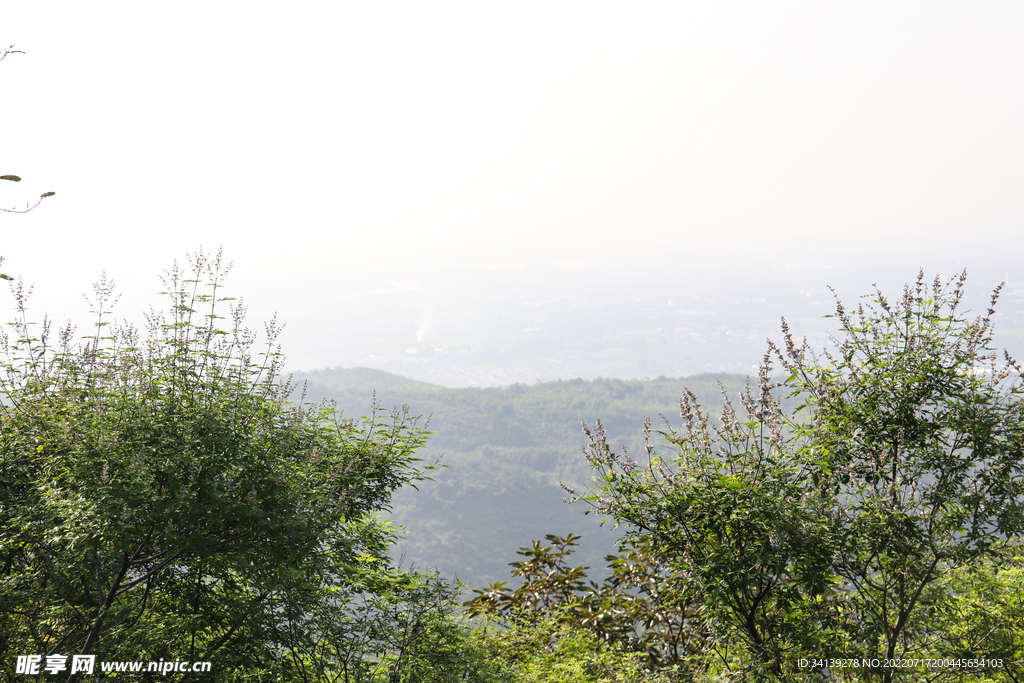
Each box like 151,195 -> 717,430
3,2 -> 1023,371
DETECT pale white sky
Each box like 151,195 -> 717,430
3,2 -> 1023,371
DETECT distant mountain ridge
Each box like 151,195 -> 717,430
289,367 -> 752,586
293,366 -> 435,392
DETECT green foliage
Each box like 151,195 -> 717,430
465,534 -> 592,622
573,271 -> 1024,682
922,552 -> 1024,682
779,271 -> 1024,674
471,613 -> 668,683
465,534 -> 707,676
274,562 -> 502,683
0,252 -> 443,680
574,366 -> 832,680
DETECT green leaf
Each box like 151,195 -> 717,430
719,474 -> 744,490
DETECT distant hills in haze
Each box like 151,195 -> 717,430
281,263 -> 1023,389
291,366 -> 752,587
283,265 -> 1024,587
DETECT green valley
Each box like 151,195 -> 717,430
292,367 -> 752,585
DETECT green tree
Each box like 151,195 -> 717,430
466,534 -> 592,622
778,271 -> 1024,681
0,251 -> 438,680
574,271 -> 1024,682
465,534 -> 709,676
571,367 -> 834,680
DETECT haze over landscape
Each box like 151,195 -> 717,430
5,0 -> 1024,577
2,2 -> 1022,379
6,3 -> 1024,581
6,4 -> 1024,677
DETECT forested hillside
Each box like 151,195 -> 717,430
292,368 -> 752,584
